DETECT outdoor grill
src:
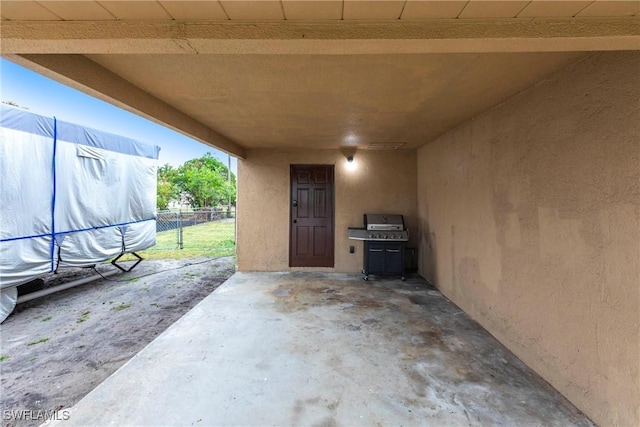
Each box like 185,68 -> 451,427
348,214 -> 409,281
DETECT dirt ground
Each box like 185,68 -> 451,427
0,256 -> 235,427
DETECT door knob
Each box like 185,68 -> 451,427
292,200 -> 298,207
293,219 -> 297,223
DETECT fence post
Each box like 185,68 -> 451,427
177,210 -> 183,249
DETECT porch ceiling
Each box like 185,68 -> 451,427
2,1 -> 639,157
86,51 -> 586,150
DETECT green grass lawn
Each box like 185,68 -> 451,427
120,220 -> 236,261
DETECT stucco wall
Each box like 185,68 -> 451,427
237,149 -> 417,272
417,51 -> 639,426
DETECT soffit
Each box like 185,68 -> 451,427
458,1 -> 531,18
343,1 -> 405,20
0,1 -> 61,20
577,1 -> 640,17
218,1 -> 284,20
159,1 -> 229,20
96,1 -> 173,20
402,1 -> 468,19
281,1 -> 343,20
2,0 -> 639,21
518,1 -> 593,18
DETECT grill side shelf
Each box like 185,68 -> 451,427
348,228 -> 368,240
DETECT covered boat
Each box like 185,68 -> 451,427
0,105 -> 159,321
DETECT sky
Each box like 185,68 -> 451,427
0,58 -> 237,174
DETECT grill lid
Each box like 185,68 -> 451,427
365,214 -> 404,231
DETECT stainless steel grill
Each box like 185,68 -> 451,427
347,214 -> 409,242
348,214 -> 408,281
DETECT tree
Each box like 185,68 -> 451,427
156,164 -> 179,210
173,153 -> 236,208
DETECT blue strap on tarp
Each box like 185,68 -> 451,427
0,218 -> 156,244
0,232 -> 52,243
50,117 -> 57,272
54,218 -> 155,238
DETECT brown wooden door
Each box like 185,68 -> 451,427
290,164 -> 334,267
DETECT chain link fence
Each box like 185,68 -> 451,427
146,208 -> 236,259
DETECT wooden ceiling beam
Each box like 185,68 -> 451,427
2,19 -> 639,54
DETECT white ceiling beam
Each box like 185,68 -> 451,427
2,19 -> 639,54
4,53 -> 246,158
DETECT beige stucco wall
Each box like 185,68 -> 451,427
237,148 -> 417,272
417,51 -> 640,426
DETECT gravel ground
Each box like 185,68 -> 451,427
0,256 -> 235,427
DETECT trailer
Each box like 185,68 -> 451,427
0,106 -> 159,322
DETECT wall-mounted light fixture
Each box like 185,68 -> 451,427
341,147 -> 357,161
341,147 -> 357,172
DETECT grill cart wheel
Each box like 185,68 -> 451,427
363,275 -> 369,281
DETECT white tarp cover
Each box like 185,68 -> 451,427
0,106 -> 159,289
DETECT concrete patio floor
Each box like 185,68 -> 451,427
51,272 -> 594,426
